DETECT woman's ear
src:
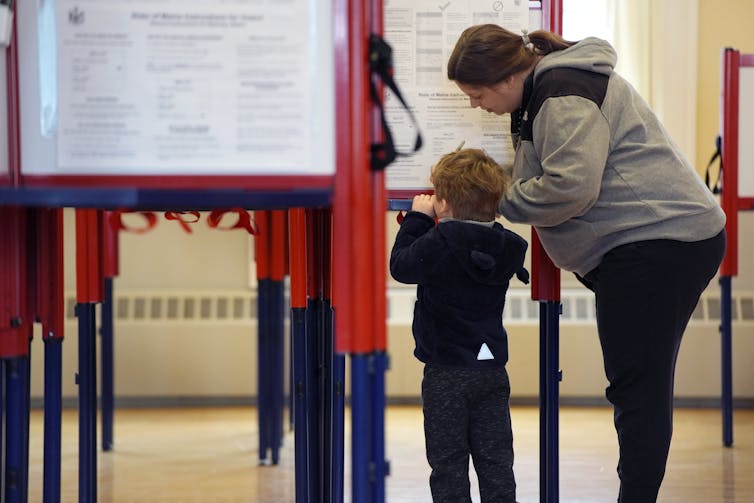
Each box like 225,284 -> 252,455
492,76 -> 516,92
503,75 -> 517,90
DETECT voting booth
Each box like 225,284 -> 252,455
2,0 -> 386,501
717,48 -> 754,449
384,2 -> 564,501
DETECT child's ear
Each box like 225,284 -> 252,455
435,197 -> 451,217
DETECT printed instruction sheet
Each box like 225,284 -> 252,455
54,0 -> 334,175
384,0 -> 529,190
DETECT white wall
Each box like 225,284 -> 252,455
26,210 -> 754,404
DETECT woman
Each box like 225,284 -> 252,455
447,24 -> 726,503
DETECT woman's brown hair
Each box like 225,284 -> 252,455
447,24 -> 575,86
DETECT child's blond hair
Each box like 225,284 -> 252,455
430,148 -> 509,221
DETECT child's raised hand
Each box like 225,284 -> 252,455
411,194 -> 435,217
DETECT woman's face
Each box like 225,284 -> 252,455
456,78 -> 522,115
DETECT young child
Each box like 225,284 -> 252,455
390,147 -> 528,503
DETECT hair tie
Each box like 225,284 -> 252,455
521,28 -> 534,51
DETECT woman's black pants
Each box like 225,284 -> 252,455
578,230 -> 726,503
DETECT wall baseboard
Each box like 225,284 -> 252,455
29,395 -> 754,410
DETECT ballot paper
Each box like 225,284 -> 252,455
383,0 -> 529,191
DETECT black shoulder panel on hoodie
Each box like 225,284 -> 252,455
520,68 -> 609,142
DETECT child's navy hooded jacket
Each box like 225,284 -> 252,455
390,211 -> 528,369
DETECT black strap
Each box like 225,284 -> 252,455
704,135 -> 722,194
368,33 -> 423,171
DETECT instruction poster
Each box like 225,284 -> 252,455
740,67 -> 754,197
383,0 -> 529,191
54,0 -> 334,175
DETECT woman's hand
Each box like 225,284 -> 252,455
411,194 -> 436,217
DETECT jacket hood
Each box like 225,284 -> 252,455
437,221 -> 520,285
535,37 -> 616,81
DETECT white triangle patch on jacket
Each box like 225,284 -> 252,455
476,342 -> 494,361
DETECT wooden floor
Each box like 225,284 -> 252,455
27,405 -> 754,502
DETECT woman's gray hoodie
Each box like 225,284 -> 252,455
499,37 -> 725,276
